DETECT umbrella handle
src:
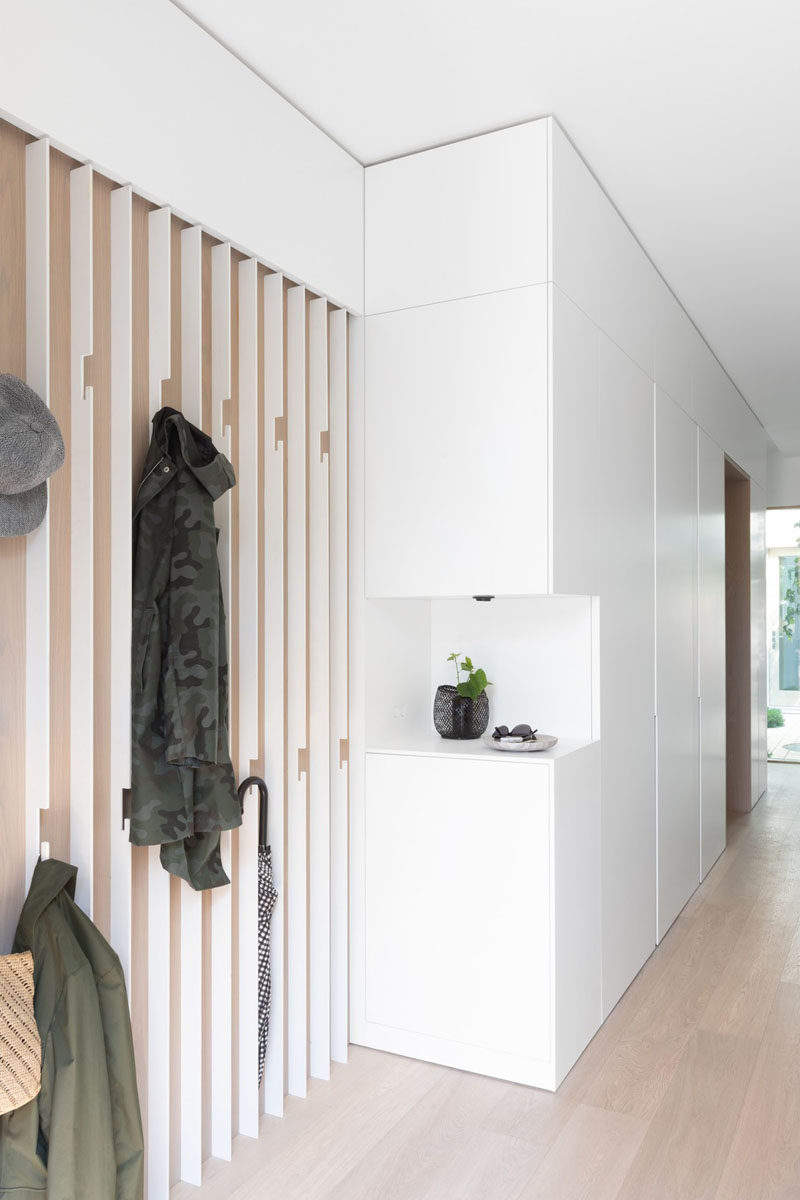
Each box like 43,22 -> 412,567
237,775 -> 269,848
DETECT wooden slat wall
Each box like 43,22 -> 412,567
0,115 -> 351,1199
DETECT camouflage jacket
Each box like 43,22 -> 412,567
129,407 -> 241,890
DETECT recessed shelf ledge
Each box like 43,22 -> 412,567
365,735 -> 598,764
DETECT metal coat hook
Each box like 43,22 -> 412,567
237,776 -> 269,849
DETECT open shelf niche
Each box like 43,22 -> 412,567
365,593 -> 600,760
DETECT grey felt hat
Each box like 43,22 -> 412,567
0,374 -> 65,537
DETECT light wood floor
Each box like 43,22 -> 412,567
173,763 -> 800,1200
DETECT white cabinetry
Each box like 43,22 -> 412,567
365,287 -> 549,597
698,430 -> 726,875
351,743 -> 600,1089
356,116 -> 767,1092
551,289 -> 599,596
656,389 -> 700,940
597,335 -> 656,1013
365,121 -> 548,314
365,285 -> 602,599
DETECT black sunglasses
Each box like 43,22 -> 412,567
492,725 -> 538,741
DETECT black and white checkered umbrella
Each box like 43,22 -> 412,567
238,777 -> 278,1087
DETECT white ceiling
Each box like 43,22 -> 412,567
176,0 -> 800,453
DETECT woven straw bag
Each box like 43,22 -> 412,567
0,951 -> 41,1115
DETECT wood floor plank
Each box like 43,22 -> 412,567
170,1048 -> 434,1200
713,983 -> 800,1200
615,1030 -> 758,1200
699,914 -> 796,1040
582,898 -> 753,1119
230,1057 -> 449,1200
557,925 -> 686,1104
419,1129 -> 548,1200
780,921 -> 800,984
516,1104 -> 648,1200
324,1070 -> 512,1200
482,1081 -> 575,1148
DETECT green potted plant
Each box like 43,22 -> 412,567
433,652 -> 492,739
768,707 -> 785,729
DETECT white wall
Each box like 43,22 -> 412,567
550,122 -> 767,490
0,0 -> 364,311
768,452 -> 800,508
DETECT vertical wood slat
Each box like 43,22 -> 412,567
308,296 -> 331,1080
329,307 -> 349,1064
200,233 -> 214,1170
210,241 -> 234,1161
181,226 -> 202,427
228,254 -> 241,1139
109,184 -> 133,987
129,192 -> 151,1169
0,120 -> 27,954
24,136 -> 50,885
237,257 -> 260,1137
167,216 -> 184,1192
69,163 -> 93,916
347,315 -> 366,1067
45,149 -> 73,870
147,204 -> 172,1200
179,224 -> 204,1187
286,284 -> 308,1098
263,272 -> 286,1117
238,259 -> 260,769
89,174 -> 114,941
149,207 -> 171,420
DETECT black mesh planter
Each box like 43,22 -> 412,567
433,684 -> 489,740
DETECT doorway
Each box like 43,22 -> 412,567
766,507 -> 800,763
725,458 -> 752,810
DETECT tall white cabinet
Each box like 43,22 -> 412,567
353,115 -> 768,1092
597,337 -> 656,1014
655,390 -> 700,940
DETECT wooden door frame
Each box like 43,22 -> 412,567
725,456 -> 752,812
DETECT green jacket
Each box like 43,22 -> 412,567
130,407 -> 241,890
0,859 -> 144,1200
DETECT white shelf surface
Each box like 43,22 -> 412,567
365,735 -> 598,764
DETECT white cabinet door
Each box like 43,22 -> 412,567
698,430 -> 726,876
365,121 -> 548,314
365,287 -> 549,598
656,389 -> 700,940
597,335 -> 656,1014
551,288 -> 599,596
357,753 -> 552,1069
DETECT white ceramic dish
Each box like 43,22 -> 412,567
482,733 -> 558,753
